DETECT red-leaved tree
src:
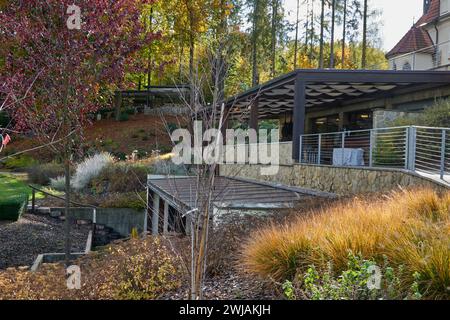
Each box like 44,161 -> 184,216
0,0 -> 159,263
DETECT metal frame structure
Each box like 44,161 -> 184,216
222,69 -> 450,162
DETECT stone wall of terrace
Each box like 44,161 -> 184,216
219,163 -> 449,195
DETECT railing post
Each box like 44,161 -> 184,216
92,208 -> 97,224
341,131 -> 346,165
440,129 -> 446,180
317,134 -> 322,165
405,127 -> 410,170
369,129 -> 374,167
407,126 -> 416,171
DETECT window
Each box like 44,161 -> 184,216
402,62 -> 412,71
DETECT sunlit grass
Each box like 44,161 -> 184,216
242,188 -> 450,299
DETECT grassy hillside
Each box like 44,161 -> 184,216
2,114 -> 181,166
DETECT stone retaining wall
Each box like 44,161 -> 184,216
49,207 -> 146,237
219,164 -> 449,195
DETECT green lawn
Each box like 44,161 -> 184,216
0,174 -> 44,221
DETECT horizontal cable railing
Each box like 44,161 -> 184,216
299,126 -> 450,183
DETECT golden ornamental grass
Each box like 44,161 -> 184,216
241,188 -> 450,299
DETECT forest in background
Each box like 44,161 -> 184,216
129,0 -> 388,98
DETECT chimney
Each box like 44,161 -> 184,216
423,0 -> 431,14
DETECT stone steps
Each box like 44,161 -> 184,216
27,206 -> 124,247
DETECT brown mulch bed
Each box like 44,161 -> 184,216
0,213 -> 91,270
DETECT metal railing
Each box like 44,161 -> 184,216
299,126 -> 450,182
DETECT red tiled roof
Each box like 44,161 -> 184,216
386,26 -> 434,58
386,0 -> 440,58
416,0 -> 441,26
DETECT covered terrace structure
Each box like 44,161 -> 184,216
113,85 -> 190,119
223,69 -> 450,162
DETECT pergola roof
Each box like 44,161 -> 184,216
147,176 -> 333,211
224,69 -> 450,120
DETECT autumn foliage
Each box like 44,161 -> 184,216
0,237 -> 182,300
0,0 -> 158,134
242,188 -> 450,300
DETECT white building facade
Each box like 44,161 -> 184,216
387,0 -> 450,71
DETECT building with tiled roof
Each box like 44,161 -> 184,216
387,0 -> 450,71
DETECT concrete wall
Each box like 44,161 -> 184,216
50,207 -> 146,236
219,164 -> 449,195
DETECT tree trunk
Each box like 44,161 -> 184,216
362,0 -> 368,69
319,0 -> 325,69
251,0 -> 260,86
189,34 -> 195,108
271,0 -> 278,78
304,0 -> 310,63
179,36 -> 185,81
294,0 -> 300,69
146,8 -> 153,110
309,2 -> 314,64
341,0 -> 347,68
64,153 -> 71,266
330,0 -> 336,69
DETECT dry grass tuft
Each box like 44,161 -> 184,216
241,188 -> 450,299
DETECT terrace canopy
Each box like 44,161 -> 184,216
222,69 -> 450,161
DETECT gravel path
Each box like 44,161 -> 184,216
0,214 -> 91,269
162,271 -> 277,300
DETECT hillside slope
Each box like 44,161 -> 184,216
2,114 -> 182,163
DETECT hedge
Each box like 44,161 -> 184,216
0,194 -> 29,221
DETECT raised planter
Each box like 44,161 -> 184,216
31,229 -> 93,272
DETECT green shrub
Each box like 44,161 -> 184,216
90,163 -> 151,194
167,122 -> 178,134
390,98 -> 450,127
372,138 -> 404,167
99,192 -> 146,210
0,194 -> 28,221
50,176 -> 66,191
3,155 -> 38,170
283,253 -> 422,300
119,113 -> 129,122
0,111 -> 10,127
159,145 -> 173,154
113,151 -> 127,161
125,108 -> 135,115
27,162 -> 65,186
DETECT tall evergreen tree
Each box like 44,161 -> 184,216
330,0 -> 336,68
319,0 -> 325,69
362,0 -> 368,68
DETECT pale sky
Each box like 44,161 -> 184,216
284,0 -> 424,52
